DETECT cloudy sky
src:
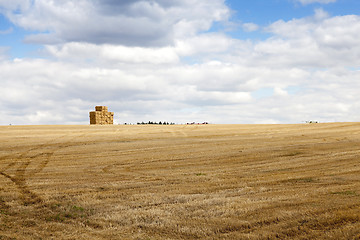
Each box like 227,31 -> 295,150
0,0 -> 359,125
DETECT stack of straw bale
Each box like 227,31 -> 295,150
89,106 -> 114,125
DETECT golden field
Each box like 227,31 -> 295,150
1,123 -> 360,239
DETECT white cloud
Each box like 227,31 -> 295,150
1,5 -> 360,124
0,0 -> 32,12
0,0 -> 230,47
262,10 -> 360,68
45,43 -> 180,65
0,27 -> 13,34
273,87 -> 288,97
0,47 -> 9,60
175,33 -> 233,57
242,23 -> 259,32
296,0 -> 337,5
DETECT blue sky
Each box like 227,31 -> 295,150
0,0 -> 360,124
228,0 -> 353,23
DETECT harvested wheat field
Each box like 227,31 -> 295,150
1,123 -> 360,239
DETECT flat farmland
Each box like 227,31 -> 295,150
1,123 -> 360,239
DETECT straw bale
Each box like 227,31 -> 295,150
90,106 -> 114,125
95,106 -> 108,112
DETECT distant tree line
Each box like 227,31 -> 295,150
136,121 -> 176,125
122,121 -> 209,125
306,120 -> 319,124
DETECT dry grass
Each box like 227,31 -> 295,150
1,123 -> 360,239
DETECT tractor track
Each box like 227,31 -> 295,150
0,134 -> 86,205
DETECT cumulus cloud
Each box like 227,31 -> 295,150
0,0 -> 230,46
175,33 -> 233,57
0,4 -> 360,124
261,10 -> 360,68
0,58 -> 255,124
45,43 -> 180,65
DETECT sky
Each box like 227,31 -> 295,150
0,0 -> 359,125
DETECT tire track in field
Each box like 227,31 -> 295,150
0,134 -> 85,205
166,126 -> 189,137
0,151 -> 53,204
